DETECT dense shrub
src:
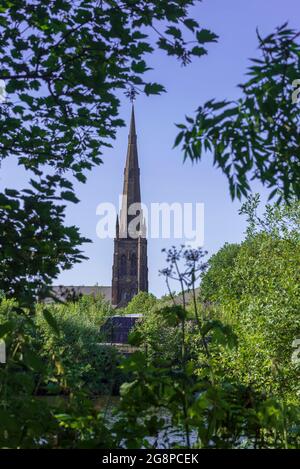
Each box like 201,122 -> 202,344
200,243 -> 241,303
35,295 -> 124,395
199,198 -> 300,400
124,291 -> 157,316
125,292 -> 187,366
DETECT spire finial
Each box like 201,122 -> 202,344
128,86 -> 137,104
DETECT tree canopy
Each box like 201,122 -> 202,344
0,0 -> 215,187
0,0 -> 215,303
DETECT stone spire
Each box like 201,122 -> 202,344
111,106 -> 148,307
129,104 -> 136,138
119,104 -> 142,238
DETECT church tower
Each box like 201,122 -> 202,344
111,106 -> 148,307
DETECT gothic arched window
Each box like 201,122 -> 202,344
120,254 -> 127,276
130,253 -> 137,275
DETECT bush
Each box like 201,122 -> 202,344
199,198 -> 300,400
200,243 -> 241,303
35,295 -> 125,396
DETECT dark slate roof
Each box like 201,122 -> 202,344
47,286 -> 112,303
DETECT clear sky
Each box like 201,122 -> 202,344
2,0 -> 299,297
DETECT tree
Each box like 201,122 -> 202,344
175,24 -> 300,202
199,243 -> 241,303
125,291 -> 157,316
0,187 -> 87,306
200,197 -> 300,399
0,0 -> 216,188
239,193 -> 300,240
0,0 -> 216,303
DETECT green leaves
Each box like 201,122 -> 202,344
202,320 -> 238,349
42,309 -> 60,336
0,1 -> 214,307
175,25 -> 300,202
0,320 -> 13,338
183,18 -> 199,32
128,328 -> 143,347
166,26 -> 182,40
191,46 -> 207,57
200,197 -> 300,407
0,0 -> 212,193
4,189 -> 18,197
196,29 -> 218,44
174,130 -> 185,148
131,60 -> 150,74
161,305 -> 187,323
0,186 -> 87,305
0,295 -> 117,448
61,191 -> 79,203
144,82 -> 166,96
23,348 -> 45,372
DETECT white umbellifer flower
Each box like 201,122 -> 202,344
0,79 -> 7,103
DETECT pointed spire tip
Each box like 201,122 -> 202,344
129,104 -> 136,137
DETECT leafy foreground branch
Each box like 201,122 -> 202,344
0,0 -> 215,189
175,24 -> 300,202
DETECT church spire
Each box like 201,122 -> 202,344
129,104 -> 136,139
119,104 -> 141,237
112,105 -> 148,307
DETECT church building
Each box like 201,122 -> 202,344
111,106 -> 148,307
50,107 -> 148,308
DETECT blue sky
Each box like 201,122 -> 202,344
2,0 -> 299,297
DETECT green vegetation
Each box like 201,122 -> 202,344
0,0 -> 299,451
0,295 -> 122,447
35,295 -> 123,396
0,198 -> 299,448
114,198 -> 300,448
175,24 -> 300,201
200,196 -> 300,400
